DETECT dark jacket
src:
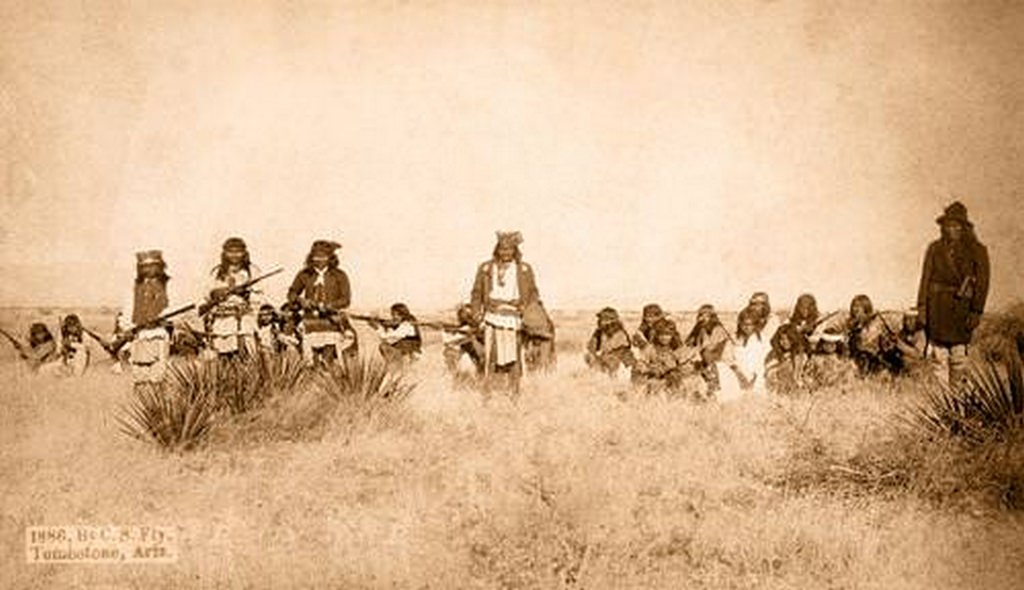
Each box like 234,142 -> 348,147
917,237 -> 989,346
287,267 -> 351,332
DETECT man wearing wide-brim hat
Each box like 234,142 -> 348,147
916,201 -> 990,386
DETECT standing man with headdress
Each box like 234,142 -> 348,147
120,250 -> 173,386
287,239 -> 356,366
203,237 -> 265,358
917,201 -> 990,386
470,231 -> 550,382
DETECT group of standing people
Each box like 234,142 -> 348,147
41,232 -> 556,391
584,201 -> 992,397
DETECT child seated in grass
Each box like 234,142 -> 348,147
684,304 -> 731,394
631,303 -> 666,350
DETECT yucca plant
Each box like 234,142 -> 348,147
117,353 -> 313,450
252,350 -> 310,395
912,356 -> 1024,443
315,354 -> 416,419
116,379 -> 217,451
201,353 -> 310,415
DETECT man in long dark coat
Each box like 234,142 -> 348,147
916,201 -> 990,386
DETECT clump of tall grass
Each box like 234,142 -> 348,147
797,354 -> 1024,511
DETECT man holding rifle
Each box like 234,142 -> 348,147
202,237 -> 268,359
287,240 -> 356,366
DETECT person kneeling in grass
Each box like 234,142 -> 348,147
585,307 -> 635,377
372,303 -> 423,367
632,318 -> 688,394
684,304 -> 731,395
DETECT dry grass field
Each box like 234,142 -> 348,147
2,307 -> 1023,589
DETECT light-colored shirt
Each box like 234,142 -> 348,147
489,262 -> 519,302
377,321 -> 418,345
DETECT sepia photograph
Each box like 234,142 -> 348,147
2,1 -> 1023,588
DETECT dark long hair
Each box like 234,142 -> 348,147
61,314 -> 83,339
791,293 -> 819,323
305,250 -> 339,270
736,306 -> 762,343
771,322 -> 807,356
29,323 -> 53,347
685,304 -> 722,347
491,243 -> 522,262
849,294 -> 874,329
652,318 -> 682,350
215,250 -> 252,280
849,294 -> 874,316
390,303 -> 417,323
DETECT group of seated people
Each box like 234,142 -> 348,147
0,314 -> 92,377
0,302 -> 428,376
583,292 -> 929,398
214,301 -> 425,366
2,292 -> 928,395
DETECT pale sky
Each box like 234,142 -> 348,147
1,1 -> 1022,314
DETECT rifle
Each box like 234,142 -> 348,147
83,326 -> 120,358
348,313 -> 472,333
89,302 -> 198,359
811,310 -> 842,331
346,312 -> 385,326
418,320 -> 474,333
0,327 -> 28,359
199,267 -> 284,316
